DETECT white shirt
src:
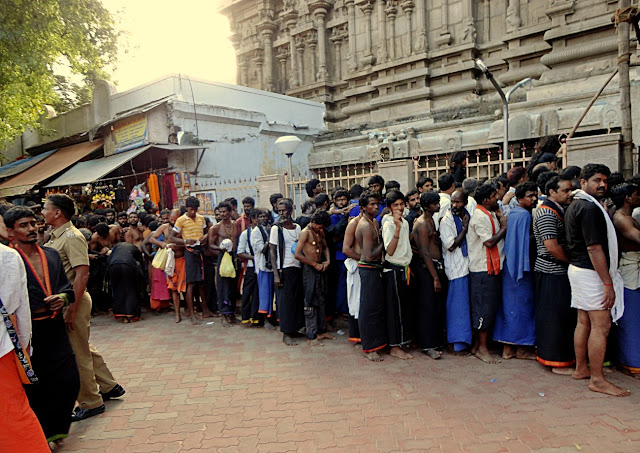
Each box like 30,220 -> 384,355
250,226 -> 272,273
500,187 -> 518,216
0,244 -> 31,358
237,228 -> 254,268
467,208 -> 505,273
439,209 -> 470,280
434,192 -> 451,230
466,197 -> 477,217
381,215 -> 412,267
269,224 -> 301,269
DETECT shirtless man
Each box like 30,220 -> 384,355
612,183 -> 640,383
411,191 -> 447,359
208,202 -> 237,326
343,212 -> 363,347
354,190 -> 386,361
124,212 -> 144,250
89,223 -> 115,255
295,210 -> 333,346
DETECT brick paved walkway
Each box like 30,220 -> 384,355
61,312 -> 640,453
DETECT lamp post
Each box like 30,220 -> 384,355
474,59 -> 532,173
275,135 -> 302,198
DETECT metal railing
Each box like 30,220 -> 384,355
413,146 -> 535,185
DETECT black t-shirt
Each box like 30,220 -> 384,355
565,199 -> 610,270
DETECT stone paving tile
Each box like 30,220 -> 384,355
60,312 -> 640,453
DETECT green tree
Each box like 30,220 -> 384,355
0,0 -> 120,146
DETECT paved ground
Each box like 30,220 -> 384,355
61,311 -> 640,453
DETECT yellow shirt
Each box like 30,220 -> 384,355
47,221 -> 90,283
173,213 -> 206,241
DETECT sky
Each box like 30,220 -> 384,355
101,0 -> 237,92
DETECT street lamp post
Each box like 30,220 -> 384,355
275,135 -> 302,198
474,59 -> 532,173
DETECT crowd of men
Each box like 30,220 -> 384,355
1,149 -> 639,450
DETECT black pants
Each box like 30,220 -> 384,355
383,264 -> 413,347
411,258 -> 448,350
302,264 -> 327,339
275,267 -> 304,335
203,255 -> 218,312
241,267 -> 259,322
358,266 -> 387,353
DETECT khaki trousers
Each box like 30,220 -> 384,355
67,292 -> 117,409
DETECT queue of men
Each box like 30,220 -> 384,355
2,156 -> 640,450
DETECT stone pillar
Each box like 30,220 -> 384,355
306,31 -> 318,83
482,0 -> 490,42
400,0 -> 415,56
330,28 -> 343,80
282,9 -> 299,88
413,0 -> 427,52
357,0 -> 376,67
377,0 -> 388,63
378,159 -> 415,194
566,133 -> 621,171
257,174 -> 286,202
238,57 -> 249,86
277,47 -> 289,92
253,49 -> 264,90
436,0 -> 452,46
345,0 -> 358,72
385,1 -> 398,60
258,24 -> 277,91
310,2 -> 332,82
296,36 -> 306,85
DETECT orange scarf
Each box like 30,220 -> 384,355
476,205 -> 501,275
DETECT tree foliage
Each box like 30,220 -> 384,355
0,0 -> 120,146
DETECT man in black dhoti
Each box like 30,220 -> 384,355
107,242 -> 145,322
4,207 -> 80,446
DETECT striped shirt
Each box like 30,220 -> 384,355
533,199 -> 568,275
173,213 -> 206,241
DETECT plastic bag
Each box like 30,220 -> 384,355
219,251 -> 236,278
152,247 -> 168,270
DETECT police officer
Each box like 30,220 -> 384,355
44,194 -> 125,422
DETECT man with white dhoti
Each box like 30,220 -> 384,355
565,163 -> 629,397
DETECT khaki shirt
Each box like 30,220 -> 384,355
47,221 -> 90,284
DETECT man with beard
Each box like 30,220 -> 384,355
416,176 -> 434,193
208,202 -> 238,327
494,181 -> 538,360
105,209 -> 116,225
404,189 -> 421,233
566,164 -> 629,396
238,209 -> 259,326
330,189 -> 352,316
250,209 -> 277,328
533,175 -> 575,374
411,191 -> 447,359
355,191 -> 386,361
270,199 -> 304,346
439,189 -> 472,354
124,211 -> 144,250
4,207 -> 80,447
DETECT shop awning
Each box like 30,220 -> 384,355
45,145 -> 151,187
0,150 -> 57,180
44,143 -> 202,188
0,140 -> 103,197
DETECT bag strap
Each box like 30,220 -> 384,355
247,227 -> 254,256
0,298 -> 38,384
278,225 -> 285,269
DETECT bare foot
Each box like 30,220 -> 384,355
202,311 -> 214,318
354,343 -> 363,350
588,378 -> 631,397
551,367 -> 575,376
308,338 -> 324,347
502,345 -> 516,360
264,321 -> 276,330
318,333 -> 334,340
516,347 -> 536,360
283,334 -> 298,346
190,316 -> 201,325
572,368 -> 591,380
221,316 -> 231,328
390,346 -> 413,360
618,367 -> 640,380
364,351 -> 384,362
423,348 -> 442,360
474,350 -> 501,364
175,314 -> 181,323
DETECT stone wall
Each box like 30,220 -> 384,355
219,0 -> 635,174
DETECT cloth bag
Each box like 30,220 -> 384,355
152,247 -> 168,270
165,248 -> 175,277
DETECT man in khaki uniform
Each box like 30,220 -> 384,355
43,194 -> 125,422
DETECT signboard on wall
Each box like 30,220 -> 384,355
191,191 -> 216,215
113,114 -> 148,153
